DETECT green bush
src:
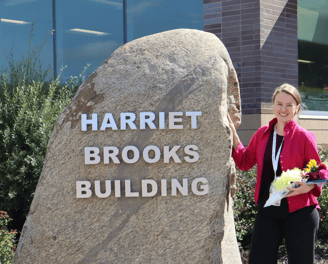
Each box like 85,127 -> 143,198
233,166 -> 257,249
0,74 -> 80,220
318,144 -> 328,164
316,144 -> 328,256
0,26 -> 84,234
317,183 -> 328,236
0,211 -> 17,264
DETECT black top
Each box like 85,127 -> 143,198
258,127 -> 284,205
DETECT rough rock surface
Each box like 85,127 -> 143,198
14,29 -> 242,264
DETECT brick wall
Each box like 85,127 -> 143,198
203,0 -> 298,115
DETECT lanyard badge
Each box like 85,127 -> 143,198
272,129 -> 284,180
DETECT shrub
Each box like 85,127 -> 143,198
0,211 -> 17,264
0,73 -> 81,222
0,25 -> 84,234
316,144 -> 328,256
318,144 -> 328,164
233,166 -> 257,249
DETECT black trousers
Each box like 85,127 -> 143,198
249,197 -> 320,264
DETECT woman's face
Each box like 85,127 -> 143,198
273,92 -> 299,124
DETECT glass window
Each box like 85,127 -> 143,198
55,0 -> 124,80
298,0 -> 328,111
0,0 -> 53,73
126,0 -> 203,42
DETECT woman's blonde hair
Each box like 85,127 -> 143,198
272,83 -> 302,112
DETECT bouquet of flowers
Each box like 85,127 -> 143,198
264,160 -> 328,207
304,159 -> 328,186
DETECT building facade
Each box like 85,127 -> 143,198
203,0 -> 328,145
1,0 -> 327,144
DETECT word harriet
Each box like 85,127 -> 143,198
76,178 -> 209,198
81,111 -> 202,131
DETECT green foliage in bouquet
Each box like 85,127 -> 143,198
0,25 -> 85,234
233,166 -> 257,249
0,211 -> 17,264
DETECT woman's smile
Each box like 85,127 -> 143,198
273,92 -> 299,125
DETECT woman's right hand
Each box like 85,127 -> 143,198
227,114 -> 241,150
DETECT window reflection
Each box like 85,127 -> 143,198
1,0 -> 204,82
126,0 -> 203,42
298,0 -> 328,111
55,0 -> 123,79
0,0 -> 53,72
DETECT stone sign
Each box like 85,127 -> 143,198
14,29 -> 242,264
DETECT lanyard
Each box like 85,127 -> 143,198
272,129 -> 284,180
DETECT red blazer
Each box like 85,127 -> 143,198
232,118 -> 325,213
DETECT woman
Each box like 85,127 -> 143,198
228,83 -> 325,264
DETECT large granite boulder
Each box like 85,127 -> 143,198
14,29 -> 241,264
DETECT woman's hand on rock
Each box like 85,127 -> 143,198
227,114 -> 240,150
